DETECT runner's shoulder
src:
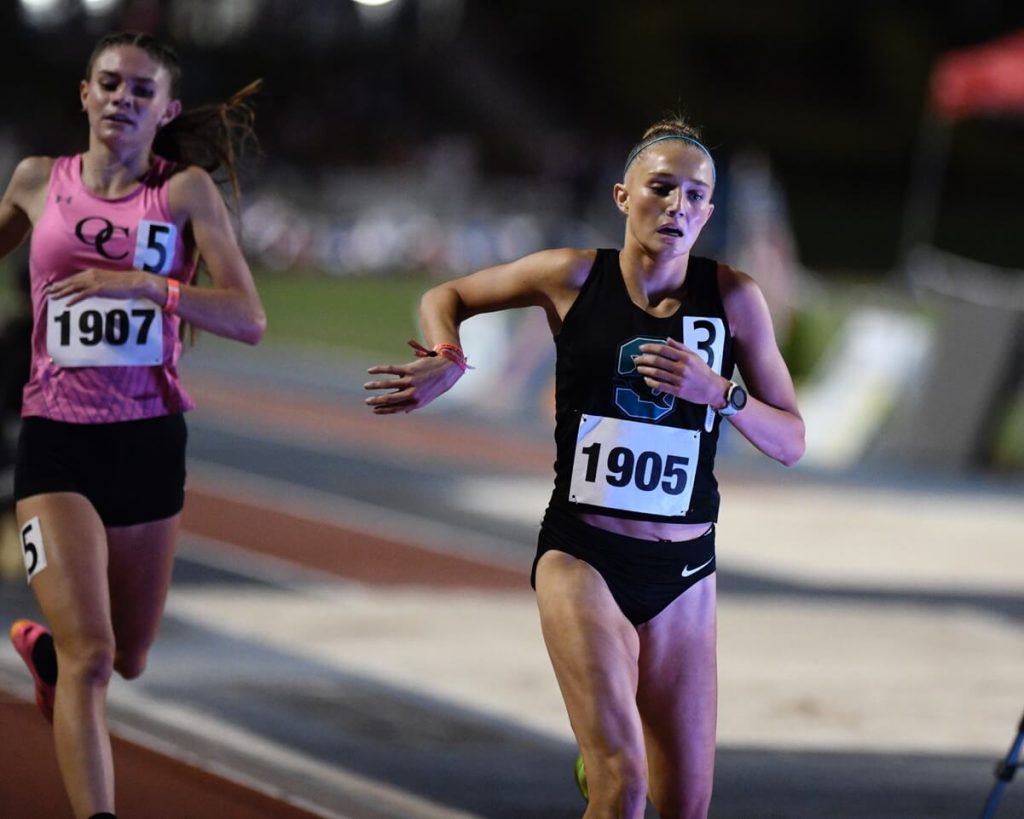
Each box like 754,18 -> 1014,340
6,156 -> 55,197
716,262 -> 772,339
521,247 -> 597,291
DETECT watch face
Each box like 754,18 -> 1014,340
731,385 -> 748,410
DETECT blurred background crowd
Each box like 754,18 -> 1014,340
1,0 -> 1022,482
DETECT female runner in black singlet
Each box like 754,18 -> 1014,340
365,116 -> 804,819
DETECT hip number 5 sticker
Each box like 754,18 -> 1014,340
20,516 -> 48,584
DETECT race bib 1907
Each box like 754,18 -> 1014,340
46,295 -> 163,367
569,414 -> 700,516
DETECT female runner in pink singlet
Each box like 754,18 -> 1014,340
0,32 -> 265,819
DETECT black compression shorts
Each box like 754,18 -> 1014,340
532,503 -> 716,626
14,414 -> 187,527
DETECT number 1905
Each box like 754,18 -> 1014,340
580,442 -> 690,495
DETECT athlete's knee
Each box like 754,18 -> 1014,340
60,637 -> 115,687
610,751 -> 648,803
588,745 -> 648,811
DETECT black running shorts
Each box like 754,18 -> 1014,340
532,503 -> 716,626
14,414 -> 187,527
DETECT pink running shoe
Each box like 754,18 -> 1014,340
9,620 -> 56,722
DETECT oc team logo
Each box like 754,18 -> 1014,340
75,216 -> 130,261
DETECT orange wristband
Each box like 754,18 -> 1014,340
163,278 -> 180,315
407,339 -> 471,372
433,342 -> 470,372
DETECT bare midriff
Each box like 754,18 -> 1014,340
575,511 -> 712,543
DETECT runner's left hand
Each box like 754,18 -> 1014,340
48,268 -> 152,305
635,337 -> 727,405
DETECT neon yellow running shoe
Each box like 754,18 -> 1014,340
575,752 -> 589,800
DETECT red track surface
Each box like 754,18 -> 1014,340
187,374 -> 555,473
1,371 -> 536,817
0,691 -> 318,818
2,478 -> 518,818
182,487 -> 525,589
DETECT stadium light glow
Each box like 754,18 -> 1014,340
19,0 -> 69,26
352,0 -> 396,6
81,0 -> 120,15
19,0 -> 62,14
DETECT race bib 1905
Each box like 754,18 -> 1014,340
569,414 -> 700,516
46,295 -> 163,367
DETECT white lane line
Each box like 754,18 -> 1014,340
0,662 -> 481,819
176,530 -> 358,595
0,663 -> 348,818
110,683 -> 484,819
103,719 -> 350,819
187,459 -> 532,572
450,474 -> 1024,594
449,476 -> 550,525
163,584 -> 568,747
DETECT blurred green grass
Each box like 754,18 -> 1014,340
255,270 -> 434,356
4,263 -> 1021,469
0,263 -> 433,356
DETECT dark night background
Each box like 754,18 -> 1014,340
0,9 -> 1022,819
2,0 -> 1023,272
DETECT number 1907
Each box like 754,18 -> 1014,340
54,307 -> 156,347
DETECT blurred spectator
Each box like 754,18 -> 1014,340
0,262 -> 31,487
0,261 -> 31,579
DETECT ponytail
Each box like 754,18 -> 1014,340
154,79 -> 262,215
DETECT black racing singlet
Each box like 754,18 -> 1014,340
550,248 -> 735,523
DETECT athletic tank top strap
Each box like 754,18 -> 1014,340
558,247 -> 615,332
680,255 -> 725,316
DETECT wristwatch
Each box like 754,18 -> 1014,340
717,381 -> 747,417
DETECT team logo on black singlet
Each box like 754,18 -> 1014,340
613,336 -> 676,422
75,216 -> 130,261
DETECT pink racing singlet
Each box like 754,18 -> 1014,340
22,154 -> 198,423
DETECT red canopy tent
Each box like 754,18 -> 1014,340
930,30 -> 1024,121
900,29 -> 1024,259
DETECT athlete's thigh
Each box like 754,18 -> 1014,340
636,574 -> 718,811
15,493 -> 113,645
534,550 -> 643,748
106,513 -> 180,659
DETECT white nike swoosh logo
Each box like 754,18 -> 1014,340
681,556 -> 715,578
